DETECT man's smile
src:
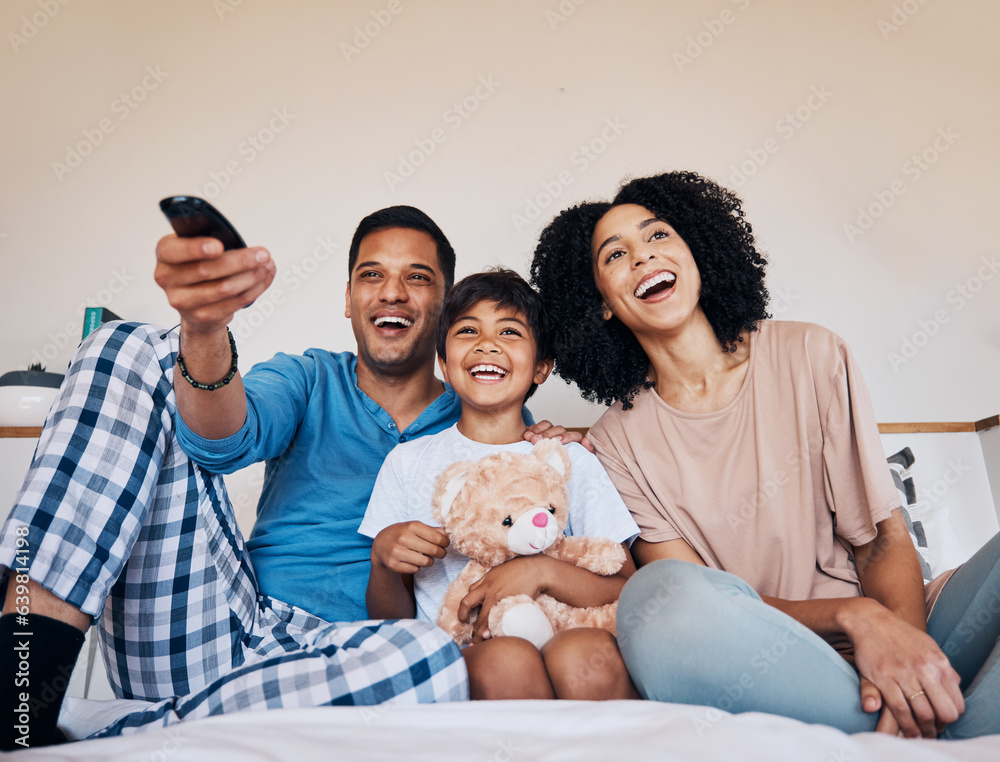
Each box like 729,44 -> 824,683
371,310 -> 416,335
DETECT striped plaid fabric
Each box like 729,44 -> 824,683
0,323 -> 466,737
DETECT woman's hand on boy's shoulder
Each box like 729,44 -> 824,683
524,421 -> 594,454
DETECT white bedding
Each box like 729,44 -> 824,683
16,699 -> 1000,761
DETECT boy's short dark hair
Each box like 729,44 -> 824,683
348,205 -> 457,290
437,267 -> 550,400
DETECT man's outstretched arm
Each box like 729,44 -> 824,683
154,234 -> 274,439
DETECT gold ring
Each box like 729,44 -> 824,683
907,689 -> 926,702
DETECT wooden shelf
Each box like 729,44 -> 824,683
878,415 -> 999,434
878,422 -> 977,434
0,427 -> 43,438
975,415 -> 1000,432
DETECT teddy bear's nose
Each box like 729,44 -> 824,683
532,512 -> 548,527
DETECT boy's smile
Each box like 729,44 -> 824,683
439,300 -> 551,418
468,362 -> 508,382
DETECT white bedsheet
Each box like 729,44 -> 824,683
14,699 -> 1000,760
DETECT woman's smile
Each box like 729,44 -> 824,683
591,203 -> 702,334
633,269 -> 678,300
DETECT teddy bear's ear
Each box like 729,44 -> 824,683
433,461 -> 472,523
532,438 -> 571,480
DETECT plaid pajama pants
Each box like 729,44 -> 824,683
0,323 -> 467,738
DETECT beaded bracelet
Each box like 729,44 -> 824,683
177,328 -> 239,391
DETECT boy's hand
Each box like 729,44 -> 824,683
523,420 -> 593,454
459,556 -> 550,642
372,521 -> 449,575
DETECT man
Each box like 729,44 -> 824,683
2,207 -> 471,748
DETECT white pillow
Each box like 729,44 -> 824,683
886,446 -> 966,579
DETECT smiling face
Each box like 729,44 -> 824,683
591,203 -> 704,341
438,299 -> 552,418
344,227 -> 446,377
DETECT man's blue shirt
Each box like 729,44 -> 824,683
176,350 -> 462,622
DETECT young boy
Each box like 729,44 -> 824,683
359,268 -> 640,701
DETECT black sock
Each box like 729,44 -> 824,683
2,613 -> 85,750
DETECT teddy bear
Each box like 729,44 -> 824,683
432,438 -> 626,649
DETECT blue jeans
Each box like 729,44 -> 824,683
615,532 -> 1000,738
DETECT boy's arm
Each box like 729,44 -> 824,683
361,449 -> 428,619
366,521 -> 449,619
366,546 -> 416,619
459,542 -> 636,641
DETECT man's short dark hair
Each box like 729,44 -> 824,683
436,268 -> 550,400
347,206 -> 457,290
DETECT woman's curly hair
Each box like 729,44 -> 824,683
529,171 -> 770,409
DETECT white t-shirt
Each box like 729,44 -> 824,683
359,424 -> 639,624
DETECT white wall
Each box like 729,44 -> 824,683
0,439 -> 36,513
979,425 -> 1000,522
881,432 -> 999,567
1,0 -> 998,429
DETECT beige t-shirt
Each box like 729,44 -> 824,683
589,320 -> 950,609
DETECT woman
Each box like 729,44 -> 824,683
530,171 -> 999,738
